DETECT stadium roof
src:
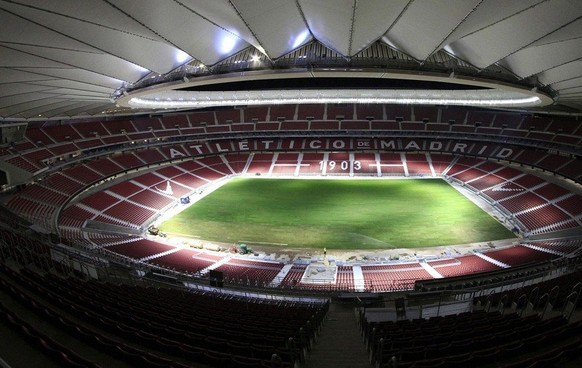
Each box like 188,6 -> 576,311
1,0 -> 582,120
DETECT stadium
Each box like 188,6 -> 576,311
0,1 -> 582,367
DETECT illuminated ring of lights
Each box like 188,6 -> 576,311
127,89 -> 543,109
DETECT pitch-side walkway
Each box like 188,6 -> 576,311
303,302 -> 372,368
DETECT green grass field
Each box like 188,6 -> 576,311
158,178 -> 514,249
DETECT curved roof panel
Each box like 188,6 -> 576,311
0,0 -> 580,119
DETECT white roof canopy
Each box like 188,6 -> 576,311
1,0 -> 581,119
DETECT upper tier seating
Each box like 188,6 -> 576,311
297,104 -> 325,120
2,105 -> 578,188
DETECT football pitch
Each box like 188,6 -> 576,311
158,178 -> 514,249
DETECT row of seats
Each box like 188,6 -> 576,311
446,157 -> 582,233
473,269 -> 582,311
3,110 -> 581,186
4,130 -> 581,209
361,307 -> 582,367
484,245 -> 557,266
0,301 -> 102,368
0,263 -> 327,367
428,255 -> 501,277
149,248 -> 226,274
15,106 -> 582,148
528,239 -> 582,255
214,258 -> 285,287
0,265 -> 302,367
361,264 -> 433,292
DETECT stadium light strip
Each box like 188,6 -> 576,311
127,89 -> 542,109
